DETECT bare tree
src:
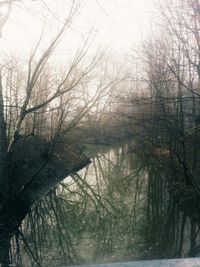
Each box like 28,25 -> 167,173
0,1 -> 115,266
122,0 -> 200,257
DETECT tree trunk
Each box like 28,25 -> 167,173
0,72 -> 8,198
0,144 -> 90,266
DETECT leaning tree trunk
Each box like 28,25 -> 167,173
0,139 -> 91,267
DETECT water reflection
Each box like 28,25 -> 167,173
22,141 -> 200,266
71,142 -> 200,263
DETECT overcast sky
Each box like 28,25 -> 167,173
0,0 -> 154,57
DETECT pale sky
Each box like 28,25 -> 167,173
0,0 -> 154,58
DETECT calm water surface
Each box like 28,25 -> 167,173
61,140 -> 199,265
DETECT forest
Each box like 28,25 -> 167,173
0,0 -> 200,266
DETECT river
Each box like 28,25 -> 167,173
23,140 -> 200,266
57,140 -> 199,265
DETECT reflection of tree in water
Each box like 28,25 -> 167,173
141,161 -> 200,260
92,144 -> 200,260
14,142 -> 200,266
